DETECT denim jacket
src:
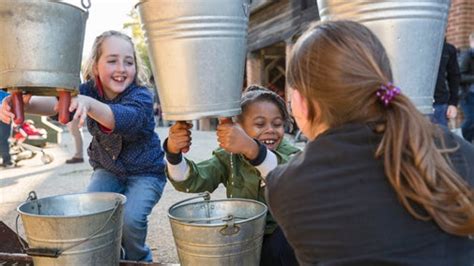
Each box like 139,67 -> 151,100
81,80 -> 165,179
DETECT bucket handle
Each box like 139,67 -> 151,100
81,0 -> 92,10
15,191 -> 38,252
16,191 -> 121,258
220,215 -> 240,236
169,191 -> 211,212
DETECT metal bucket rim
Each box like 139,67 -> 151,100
16,192 -> 127,218
46,0 -> 89,14
168,198 -> 268,227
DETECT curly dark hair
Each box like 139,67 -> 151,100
239,85 -> 291,128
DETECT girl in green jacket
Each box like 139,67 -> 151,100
164,85 -> 300,266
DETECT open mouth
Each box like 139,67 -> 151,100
112,76 -> 126,82
262,139 -> 276,145
260,138 -> 280,150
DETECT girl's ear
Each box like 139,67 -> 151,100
93,64 -> 99,77
291,89 -> 309,119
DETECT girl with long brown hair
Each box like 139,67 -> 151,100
265,20 -> 474,265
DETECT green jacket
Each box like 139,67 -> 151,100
167,138 -> 300,234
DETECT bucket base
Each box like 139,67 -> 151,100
162,108 -> 241,121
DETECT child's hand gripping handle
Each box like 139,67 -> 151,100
217,117 -> 259,160
179,120 -> 190,153
167,121 -> 193,154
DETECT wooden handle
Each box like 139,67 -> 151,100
177,120 -> 190,153
219,117 -> 233,124
11,91 -> 24,125
57,91 -> 71,124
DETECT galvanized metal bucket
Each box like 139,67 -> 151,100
17,192 -> 126,266
168,192 -> 267,266
137,0 -> 251,120
317,0 -> 451,114
0,0 -> 88,96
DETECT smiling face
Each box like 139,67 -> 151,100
94,36 -> 136,99
239,100 -> 285,150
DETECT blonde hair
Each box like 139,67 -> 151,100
82,30 -> 150,87
287,20 -> 474,236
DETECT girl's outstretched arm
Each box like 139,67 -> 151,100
1,95 -> 58,124
69,95 -> 115,129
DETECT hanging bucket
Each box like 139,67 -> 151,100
317,0 -> 451,114
0,0 -> 87,94
137,0 -> 251,120
0,0 -> 89,124
168,192 -> 267,266
16,192 -> 126,266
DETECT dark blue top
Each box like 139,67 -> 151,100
80,80 -> 165,179
266,123 -> 474,266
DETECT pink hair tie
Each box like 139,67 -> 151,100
376,82 -> 401,107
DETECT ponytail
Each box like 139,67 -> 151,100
377,95 -> 474,236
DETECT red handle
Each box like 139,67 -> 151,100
11,91 -> 24,125
219,117 -> 233,124
57,91 -> 71,124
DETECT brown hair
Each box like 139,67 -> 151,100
287,20 -> 474,236
82,30 -> 150,87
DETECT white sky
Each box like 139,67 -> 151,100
63,0 -> 137,59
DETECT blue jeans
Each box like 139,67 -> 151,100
0,121 -> 11,164
461,92 -> 474,142
432,103 -> 449,127
87,169 -> 166,262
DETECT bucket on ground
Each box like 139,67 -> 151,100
137,0 -> 251,120
17,192 -> 126,266
168,192 -> 267,266
317,0 -> 451,114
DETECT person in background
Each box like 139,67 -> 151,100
1,30 -> 166,262
65,118 -> 84,164
0,90 -> 14,168
432,40 -> 460,127
265,20 -> 474,265
460,32 -> 474,142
